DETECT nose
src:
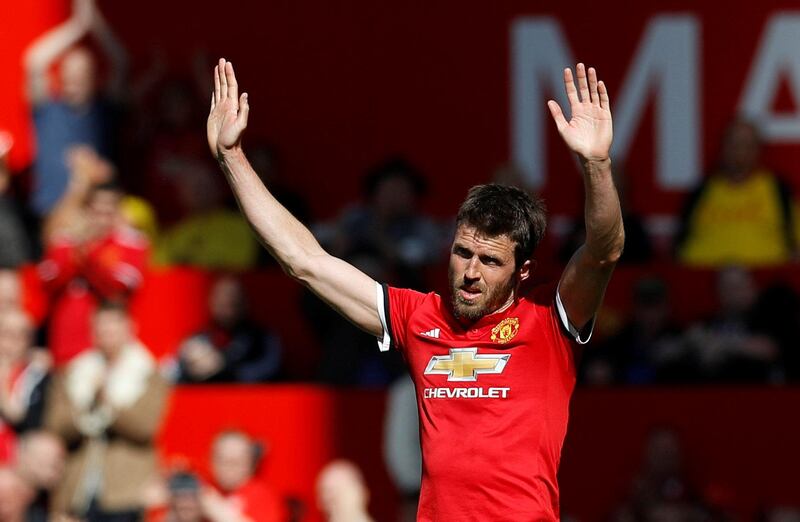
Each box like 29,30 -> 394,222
464,257 -> 481,282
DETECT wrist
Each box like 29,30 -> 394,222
581,157 -> 612,175
217,146 -> 245,164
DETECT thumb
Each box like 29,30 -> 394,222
236,93 -> 249,129
547,100 -> 568,133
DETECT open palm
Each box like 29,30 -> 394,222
547,63 -> 612,162
207,58 -> 249,158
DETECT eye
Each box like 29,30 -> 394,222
480,256 -> 501,266
453,246 -> 472,259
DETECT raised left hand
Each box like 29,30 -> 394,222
547,63 -> 612,163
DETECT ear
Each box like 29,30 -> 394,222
517,259 -> 534,283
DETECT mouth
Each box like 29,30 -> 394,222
458,286 -> 482,301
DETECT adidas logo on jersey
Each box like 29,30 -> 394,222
420,328 -> 441,338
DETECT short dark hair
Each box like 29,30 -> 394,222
456,184 -> 547,267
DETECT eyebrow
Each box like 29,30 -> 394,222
453,244 -> 505,265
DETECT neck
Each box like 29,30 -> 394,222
490,295 -> 517,316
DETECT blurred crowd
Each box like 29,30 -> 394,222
2,0 -> 800,520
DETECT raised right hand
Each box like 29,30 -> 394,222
207,58 -> 250,159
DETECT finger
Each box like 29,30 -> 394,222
563,68 -> 579,106
210,91 -> 215,111
218,58 -> 228,100
576,63 -> 589,103
588,67 -> 599,106
236,93 -> 249,129
598,80 -> 611,112
547,100 -> 568,132
226,61 -> 238,101
213,65 -> 220,103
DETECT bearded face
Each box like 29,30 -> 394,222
447,226 -> 527,323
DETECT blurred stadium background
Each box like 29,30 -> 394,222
2,0 -> 800,520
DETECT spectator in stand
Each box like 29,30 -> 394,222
0,309 -> 51,438
38,148 -> 148,368
155,166 -> 258,270
44,302 -> 169,521
207,430 -> 285,522
13,430 -> 67,522
155,472 -> 205,522
23,0 -> 127,216
173,275 -> 282,383
580,278 -> 686,385
676,118 -> 797,266
0,268 -> 42,463
684,266 -> 780,382
156,464 -> 290,522
613,428 -> 715,522
316,460 -> 374,522
326,157 -> 444,290
0,133 -> 32,268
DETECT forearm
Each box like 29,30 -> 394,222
42,178 -> 91,244
581,158 -> 625,265
217,148 -> 325,278
208,59 -> 381,337
90,11 -> 128,97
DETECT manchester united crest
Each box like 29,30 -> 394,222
491,317 -> 520,344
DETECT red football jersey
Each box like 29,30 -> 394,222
378,282 -> 588,521
38,226 -> 149,367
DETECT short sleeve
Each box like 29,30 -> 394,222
375,283 -> 427,353
555,286 -> 595,345
528,282 -> 595,346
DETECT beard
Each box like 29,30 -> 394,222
448,265 -> 516,323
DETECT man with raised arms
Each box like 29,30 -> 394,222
207,58 -> 624,521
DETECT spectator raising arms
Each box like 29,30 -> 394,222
24,0 -> 127,216
38,148 -> 148,367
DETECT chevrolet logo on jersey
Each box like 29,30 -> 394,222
424,348 -> 510,382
